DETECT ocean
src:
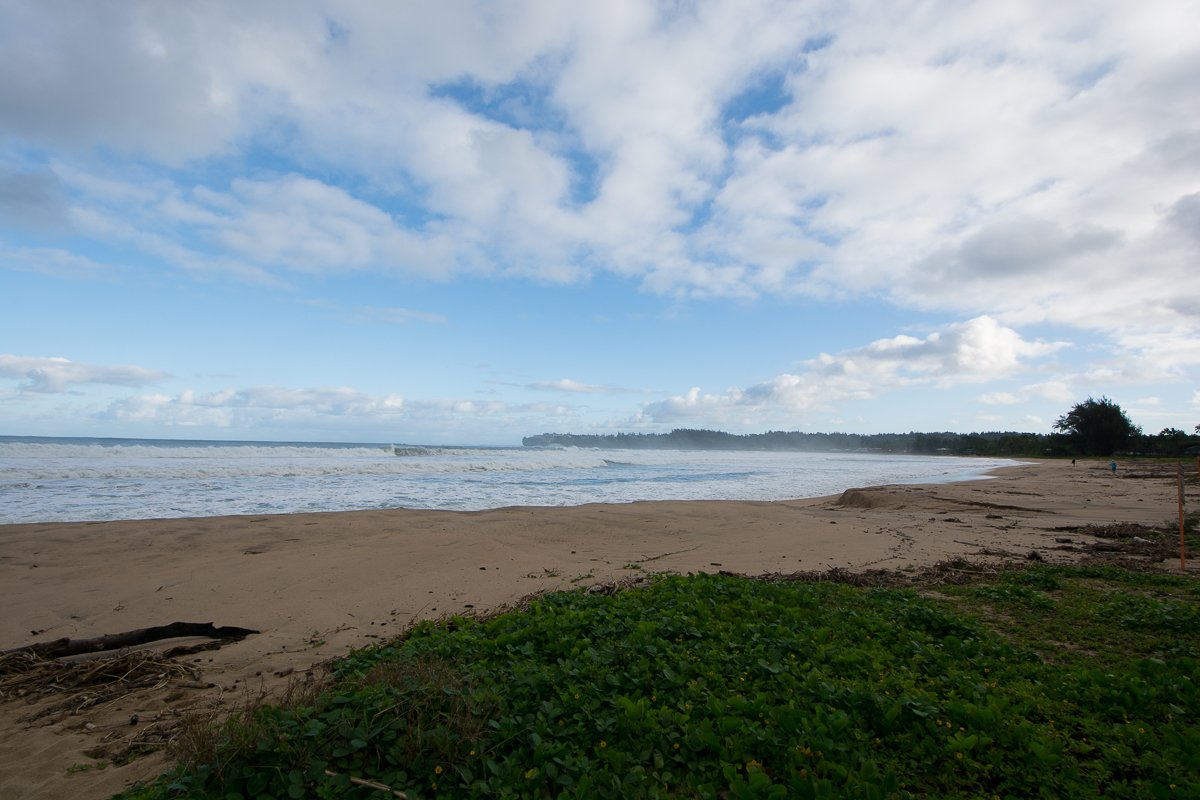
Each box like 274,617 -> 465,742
0,436 -> 1023,524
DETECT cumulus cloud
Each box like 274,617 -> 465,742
911,219 -> 1122,290
0,3 -> 243,161
0,354 -> 168,393
5,1 -> 1196,316
98,384 -> 578,438
209,386 -> 404,415
1166,192 -> 1200,246
100,385 -> 404,427
642,317 -> 1065,423
104,385 -> 584,422
811,316 -> 1065,382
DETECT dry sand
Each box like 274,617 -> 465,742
1,458 -> 1195,799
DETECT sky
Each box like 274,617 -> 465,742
1,0 -> 1198,446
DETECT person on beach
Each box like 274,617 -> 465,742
1071,458 -> 1076,467
1109,460 -> 1117,474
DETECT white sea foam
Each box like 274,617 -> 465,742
0,437 -> 1022,524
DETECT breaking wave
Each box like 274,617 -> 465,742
0,436 -> 1020,524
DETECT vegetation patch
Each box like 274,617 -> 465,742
119,566 -> 1199,799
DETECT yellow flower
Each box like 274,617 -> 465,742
434,765 -> 443,775
600,740 -> 608,748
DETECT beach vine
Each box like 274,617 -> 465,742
117,565 -> 1198,799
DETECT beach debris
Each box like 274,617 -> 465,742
2,621 -> 259,660
744,557 -> 1009,588
324,768 -> 408,798
636,545 -> 700,564
0,648 -> 201,722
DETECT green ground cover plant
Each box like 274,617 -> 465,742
119,565 -> 1199,799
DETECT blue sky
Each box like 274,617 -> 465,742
2,0 -> 1198,445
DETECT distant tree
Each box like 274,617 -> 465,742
1145,427 -> 1192,456
1053,397 -> 1141,456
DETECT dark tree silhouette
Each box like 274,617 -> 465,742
1053,397 -> 1140,456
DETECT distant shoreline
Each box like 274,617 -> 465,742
522,428 -> 1052,457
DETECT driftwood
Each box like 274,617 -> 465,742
2,622 -> 259,660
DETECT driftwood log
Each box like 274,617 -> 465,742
2,622 -> 259,660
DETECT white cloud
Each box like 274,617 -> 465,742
1021,381 -> 1075,404
196,386 -> 404,415
100,385 -> 406,430
0,2 -> 243,161
528,379 -> 615,394
354,307 -> 447,325
0,245 -> 114,279
807,316 -> 1066,384
56,170 -> 468,282
0,354 -> 168,393
978,392 -> 1020,405
642,316 -> 1064,423
97,383 -> 583,435
6,1 -> 1196,322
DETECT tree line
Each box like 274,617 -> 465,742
523,398 -> 1200,458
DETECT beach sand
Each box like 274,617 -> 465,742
1,458 -> 1194,799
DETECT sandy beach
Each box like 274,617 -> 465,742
2,458 -> 1195,800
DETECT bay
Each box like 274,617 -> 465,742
0,435 -> 1021,524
